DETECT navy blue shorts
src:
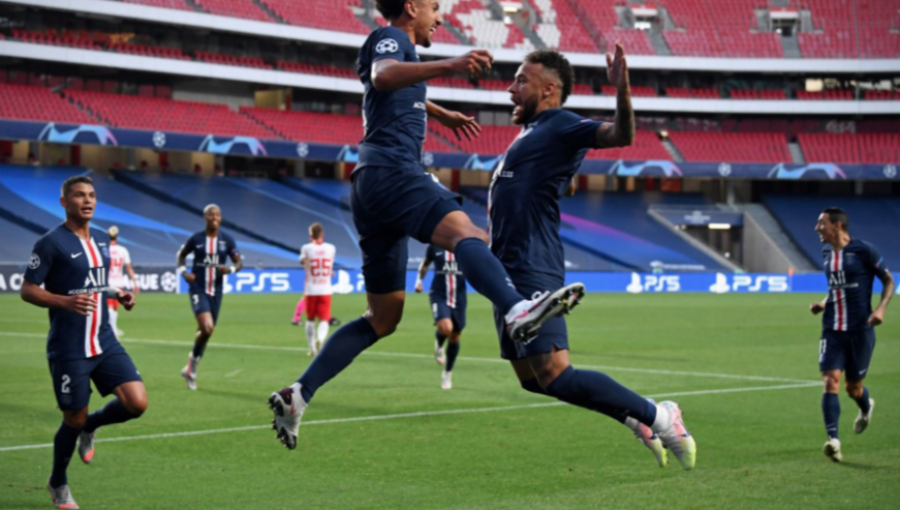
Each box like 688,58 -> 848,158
351,165 -> 461,294
190,291 -> 222,323
48,343 -> 142,411
819,328 -> 876,381
431,297 -> 467,332
493,274 -> 569,361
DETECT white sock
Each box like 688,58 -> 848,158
305,322 -> 316,351
317,321 -> 330,343
650,403 -> 670,434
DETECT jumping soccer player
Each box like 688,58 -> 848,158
106,225 -> 138,338
415,244 -> 466,390
811,207 -> 893,462
21,176 -> 146,509
299,223 -> 337,356
176,204 -> 242,390
268,0 -> 583,450
487,46 -> 697,469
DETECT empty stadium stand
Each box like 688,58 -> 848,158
66,90 -> 277,138
763,195 -> 900,270
666,87 -> 721,99
258,0 -> 370,34
798,133 -> 900,164
121,0 -> 192,10
668,132 -> 791,163
0,216 -> 40,264
0,83 -> 93,124
195,0 -> 271,21
108,42 -> 191,60
662,0 -> 783,58
0,165 -> 298,266
797,90 -> 853,100
195,51 -> 271,69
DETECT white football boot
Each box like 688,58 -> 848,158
77,431 -> 95,464
653,401 -> 696,470
626,418 -> 668,468
268,382 -> 307,450
47,479 -> 79,509
180,353 -> 198,391
505,283 -> 585,342
854,398 -> 874,434
441,371 -> 453,390
823,437 -> 842,462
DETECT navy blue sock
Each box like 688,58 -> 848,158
546,366 -> 656,425
298,318 -> 378,402
854,387 -> 871,413
453,238 -> 523,315
520,378 -> 547,396
435,330 -> 447,349
192,339 -> 207,359
84,398 -> 139,433
50,422 -> 81,488
822,392 -> 840,439
445,341 -> 460,372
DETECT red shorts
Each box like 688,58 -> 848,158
305,295 -> 332,321
106,298 -> 119,311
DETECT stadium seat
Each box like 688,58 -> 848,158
796,90 -> 854,100
195,0 -> 270,21
665,87 -> 721,99
0,83 -> 93,124
66,89 -> 277,138
121,0 -> 193,10
798,132 -> 900,164
196,51 -> 272,69
258,0 -> 370,34
669,131 -> 791,163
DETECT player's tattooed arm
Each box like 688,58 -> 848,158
593,42 -> 634,149
371,50 -> 493,91
869,270 -> 894,326
427,101 -> 481,141
20,281 -> 96,316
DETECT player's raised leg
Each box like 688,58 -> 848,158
432,212 -> 584,341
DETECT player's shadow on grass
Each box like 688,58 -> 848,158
838,461 -> 882,471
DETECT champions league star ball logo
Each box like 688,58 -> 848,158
885,165 -> 897,179
717,163 -> 732,177
296,143 -> 309,158
376,39 -> 399,54
153,131 -> 167,148
28,253 -> 40,270
160,272 -> 178,293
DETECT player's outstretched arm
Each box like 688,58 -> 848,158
427,101 -> 481,141
593,42 -> 634,149
869,270 -> 894,326
415,251 -> 434,293
20,281 -> 95,316
371,50 -> 493,92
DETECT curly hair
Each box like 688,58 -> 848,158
524,50 -> 574,105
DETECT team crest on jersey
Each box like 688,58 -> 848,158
376,38 -> 399,54
219,241 -> 226,251
29,253 -> 40,269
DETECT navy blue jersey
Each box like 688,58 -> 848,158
357,26 -> 427,170
182,231 -> 239,297
488,109 -> 603,282
425,245 -> 467,308
822,238 -> 889,331
25,224 -> 119,360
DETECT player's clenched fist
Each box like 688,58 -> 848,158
450,50 -> 493,77
64,294 -> 97,316
809,301 -> 825,315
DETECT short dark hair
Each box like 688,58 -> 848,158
61,175 -> 93,197
524,50 -> 574,105
822,207 -> 850,231
310,222 -> 324,239
376,0 -> 407,20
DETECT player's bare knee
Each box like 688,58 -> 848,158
366,314 -> 401,338
437,323 -> 453,338
63,409 -> 88,430
845,382 -> 863,399
822,372 -> 841,393
201,323 -> 214,337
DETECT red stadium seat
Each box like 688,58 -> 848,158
669,131 -> 791,163
799,132 -> 900,164
0,83 -> 94,124
195,0 -> 270,21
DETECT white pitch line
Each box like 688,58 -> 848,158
224,368 -> 243,378
0,331 -> 816,384
0,382 -> 818,453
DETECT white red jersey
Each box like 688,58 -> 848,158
301,242 -> 336,296
108,242 -> 132,288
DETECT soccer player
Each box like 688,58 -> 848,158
268,0 -> 583,450
21,176 -> 146,509
299,223 -> 337,356
810,207 -> 893,462
487,46 -> 697,469
106,225 -> 138,338
176,204 -> 242,390
415,244 -> 466,389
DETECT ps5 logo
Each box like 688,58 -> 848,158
709,273 -> 789,293
626,273 -> 681,293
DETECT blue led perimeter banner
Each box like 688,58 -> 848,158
0,265 -> 894,294
2,120 -> 898,180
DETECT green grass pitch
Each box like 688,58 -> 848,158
0,292 -> 897,509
